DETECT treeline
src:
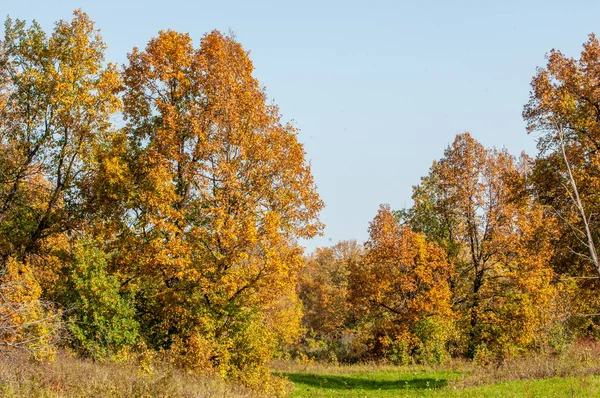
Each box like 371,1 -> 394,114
297,33 -> 600,365
0,10 -> 322,393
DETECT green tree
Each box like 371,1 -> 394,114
61,239 -> 138,360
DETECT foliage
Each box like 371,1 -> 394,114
0,10 -> 322,388
402,134 -> 558,358
60,239 -> 138,361
524,33 -> 600,337
349,205 -> 454,364
6,8 -> 600,396
0,257 -> 61,360
86,27 -> 323,383
296,240 -> 361,362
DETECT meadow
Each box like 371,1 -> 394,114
276,342 -> 600,397
285,371 -> 600,397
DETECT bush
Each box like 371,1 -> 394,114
0,257 -> 61,360
62,240 -> 139,360
412,316 -> 451,364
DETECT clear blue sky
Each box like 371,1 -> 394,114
4,0 -> 600,251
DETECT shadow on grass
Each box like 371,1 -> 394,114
283,372 -> 448,391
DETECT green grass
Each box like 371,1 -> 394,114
285,370 -> 454,397
284,369 -> 455,397
443,376 -> 600,397
284,370 -> 600,397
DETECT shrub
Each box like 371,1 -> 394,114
0,257 -> 61,360
62,240 -> 139,360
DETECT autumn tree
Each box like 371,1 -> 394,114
0,10 -> 121,357
523,34 -> 600,337
349,205 -> 454,364
403,134 -> 557,358
89,29 -> 322,385
523,34 -> 600,275
482,160 -> 558,356
0,11 -> 120,264
409,134 -> 508,357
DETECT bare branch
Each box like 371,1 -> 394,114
557,124 -> 600,277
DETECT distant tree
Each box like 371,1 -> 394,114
299,240 -> 361,340
297,240 -> 362,361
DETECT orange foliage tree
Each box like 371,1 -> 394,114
524,34 -> 600,337
349,205 -> 454,363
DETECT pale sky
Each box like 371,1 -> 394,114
4,0 -> 600,251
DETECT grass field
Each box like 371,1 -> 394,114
274,345 -> 600,398
0,352 -> 258,398
284,369 -> 600,397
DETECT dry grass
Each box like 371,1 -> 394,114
450,340 -> 600,389
0,351 -> 263,397
12,342 -> 585,397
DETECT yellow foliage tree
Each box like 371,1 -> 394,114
0,10 -> 120,262
406,134 -> 558,358
91,29 -> 323,383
